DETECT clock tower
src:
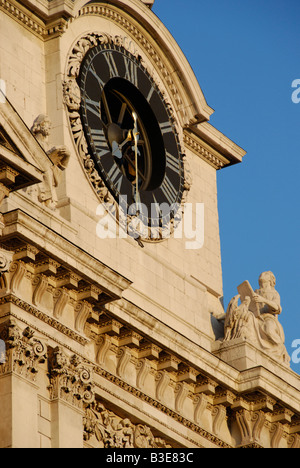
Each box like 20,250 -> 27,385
0,0 -> 299,449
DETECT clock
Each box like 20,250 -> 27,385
65,35 -> 190,243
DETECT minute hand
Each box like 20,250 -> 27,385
132,112 -> 140,209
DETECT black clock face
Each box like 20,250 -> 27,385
78,42 -> 184,232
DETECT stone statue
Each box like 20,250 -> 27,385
223,271 -> 290,366
30,114 -> 70,210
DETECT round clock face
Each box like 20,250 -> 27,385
78,42 -> 185,237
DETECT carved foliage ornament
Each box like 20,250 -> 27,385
0,320 -> 47,380
48,346 -> 95,408
63,32 -> 192,243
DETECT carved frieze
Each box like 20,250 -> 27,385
83,399 -> 172,448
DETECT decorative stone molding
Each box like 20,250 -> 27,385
83,399 -> 172,448
0,319 -> 47,381
94,365 -> 232,448
0,0 -> 69,39
183,131 -> 228,170
0,236 -> 130,345
0,294 -> 89,346
48,346 -> 95,409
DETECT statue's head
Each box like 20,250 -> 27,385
31,114 -> 51,138
258,271 -> 276,288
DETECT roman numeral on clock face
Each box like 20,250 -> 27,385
166,152 -> 180,173
159,122 -> 173,135
90,128 -> 109,160
124,56 -> 138,87
160,176 -> 177,204
85,96 -> 101,119
107,163 -> 124,193
103,51 -> 119,79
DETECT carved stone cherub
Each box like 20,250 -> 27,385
30,114 -> 70,210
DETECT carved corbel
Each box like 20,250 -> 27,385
53,288 -> 70,319
270,422 -> 285,448
193,393 -> 209,425
96,334 -> 112,366
213,389 -> 236,407
235,409 -> 266,448
212,405 -> 227,436
9,261 -> 27,294
155,371 -> 170,403
75,300 -> 93,333
287,433 -> 300,449
136,358 -> 152,390
0,248 -> 13,292
32,274 -> 49,307
174,382 -> 190,413
116,347 -> 132,378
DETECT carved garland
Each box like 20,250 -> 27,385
63,32 -> 192,243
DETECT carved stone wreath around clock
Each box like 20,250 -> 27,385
63,32 -> 192,243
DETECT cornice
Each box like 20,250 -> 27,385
0,0 -> 69,39
183,130 -> 230,170
0,295 -> 89,345
93,368 -> 232,448
190,121 -> 246,167
1,209 -> 132,297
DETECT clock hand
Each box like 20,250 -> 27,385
111,129 -> 133,159
101,89 -> 112,124
132,112 -> 140,212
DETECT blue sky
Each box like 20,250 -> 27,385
152,0 -> 300,372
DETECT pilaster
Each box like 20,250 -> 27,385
0,320 -> 47,448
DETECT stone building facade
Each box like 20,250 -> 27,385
0,0 -> 299,448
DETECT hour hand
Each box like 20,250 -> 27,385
111,130 -> 133,159
112,140 -> 122,159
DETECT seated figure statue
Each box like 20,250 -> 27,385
224,271 -> 290,366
